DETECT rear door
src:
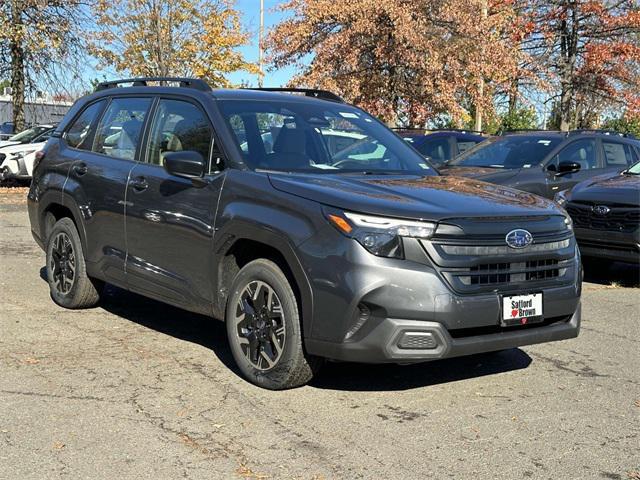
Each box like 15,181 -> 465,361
60,97 -> 153,285
124,97 -> 225,313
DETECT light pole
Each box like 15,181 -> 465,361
258,0 -> 264,87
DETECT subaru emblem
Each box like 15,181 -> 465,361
592,205 -> 610,216
505,229 -> 533,249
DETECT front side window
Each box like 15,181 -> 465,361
93,97 -> 152,160
602,141 -> 636,166
146,99 -> 213,167
456,139 -> 481,154
219,100 -> 436,174
555,139 -> 598,170
65,100 -> 106,150
451,135 -> 562,169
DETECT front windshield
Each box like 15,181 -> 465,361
450,135 -> 562,169
219,99 -> 437,174
8,126 -> 50,143
627,161 -> 640,174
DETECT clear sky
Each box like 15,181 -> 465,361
227,0 -> 298,87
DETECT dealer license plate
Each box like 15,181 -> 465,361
501,293 -> 543,327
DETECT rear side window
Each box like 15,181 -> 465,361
65,100 -> 106,150
418,138 -> 450,163
603,141 -> 636,166
93,97 -> 152,160
146,99 -> 213,166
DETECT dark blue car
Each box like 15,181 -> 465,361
399,130 -> 486,167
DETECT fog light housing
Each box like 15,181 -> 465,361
397,331 -> 438,350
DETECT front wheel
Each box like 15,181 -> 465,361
225,259 -> 322,390
46,218 -> 103,309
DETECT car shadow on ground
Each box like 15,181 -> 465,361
39,268 -> 533,392
582,259 -> 640,288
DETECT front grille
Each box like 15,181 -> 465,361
461,259 -> 561,286
420,215 -> 576,294
567,202 -> 640,233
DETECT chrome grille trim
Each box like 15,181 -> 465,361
440,239 -> 570,256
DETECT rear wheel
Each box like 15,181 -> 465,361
46,218 -> 103,309
225,259 -> 322,390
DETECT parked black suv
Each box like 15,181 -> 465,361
397,129 -> 487,167
28,78 -> 582,389
441,130 -> 640,199
556,161 -> 640,263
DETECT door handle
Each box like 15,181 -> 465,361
73,163 -> 88,176
130,176 -> 149,192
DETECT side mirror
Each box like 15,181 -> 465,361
557,161 -> 581,174
163,151 -> 207,186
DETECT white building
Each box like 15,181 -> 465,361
0,88 -> 73,127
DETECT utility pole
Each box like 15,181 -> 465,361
474,0 -> 488,132
258,0 -> 264,87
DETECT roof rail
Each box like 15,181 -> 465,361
392,128 -> 486,135
568,129 -> 636,139
244,87 -> 345,103
500,129 -> 562,135
95,77 -> 211,92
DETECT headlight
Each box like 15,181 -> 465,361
10,149 -> 36,160
564,214 -> 573,231
554,189 -> 569,207
326,209 -> 436,258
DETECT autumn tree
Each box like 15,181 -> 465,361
0,0 -> 87,130
267,0 -> 524,128
518,0 -> 640,130
89,0 -> 256,87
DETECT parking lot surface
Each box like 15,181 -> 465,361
1,189 -> 639,479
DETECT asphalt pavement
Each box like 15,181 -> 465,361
1,190 -> 638,479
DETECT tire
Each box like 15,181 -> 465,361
225,259 -> 322,390
46,217 -> 103,309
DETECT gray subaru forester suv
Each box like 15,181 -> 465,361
27,78 -> 581,389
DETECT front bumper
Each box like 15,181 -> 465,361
306,303 -> 580,363
574,227 -> 639,263
0,156 -> 30,180
301,225 -> 582,363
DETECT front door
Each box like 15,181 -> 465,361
124,97 -> 224,313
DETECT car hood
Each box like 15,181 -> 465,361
439,165 -> 521,184
0,141 -> 45,155
569,171 -> 640,206
268,173 -> 559,220
0,140 -> 21,149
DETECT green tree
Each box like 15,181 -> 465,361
89,0 -> 257,87
601,115 -> 640,138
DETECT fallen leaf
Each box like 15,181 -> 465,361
634,400 -> 640,408
52,441 -> 65,450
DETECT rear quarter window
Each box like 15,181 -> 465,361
64,100 -> 107,150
